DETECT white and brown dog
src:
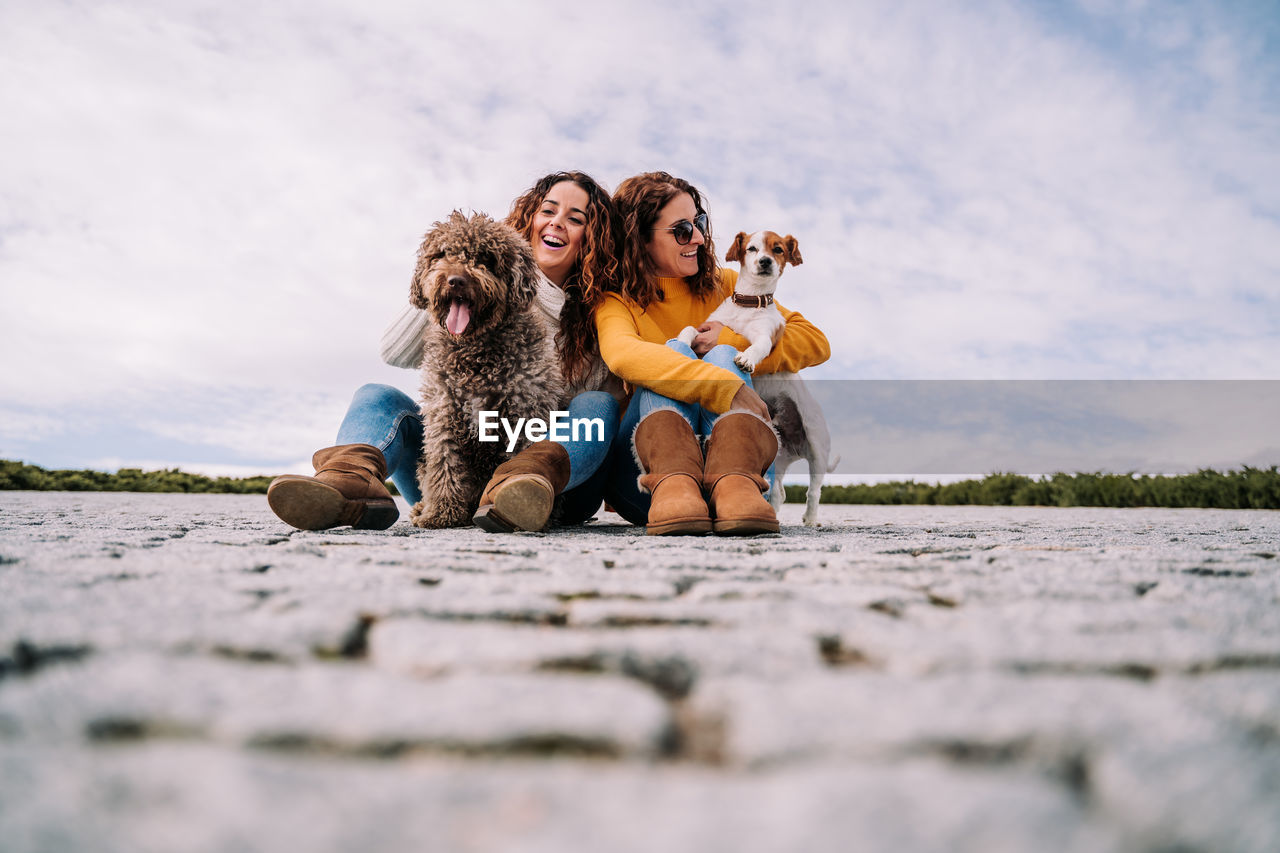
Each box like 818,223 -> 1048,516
678,230 -> 838,526
681,230 -> 801,374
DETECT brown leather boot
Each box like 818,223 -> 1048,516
267,444 -> 398,531
472,441 -> 571,532
633,409 -> 712,536
703,412 -> 780,535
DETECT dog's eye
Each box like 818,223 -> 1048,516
772,246 -> 783,254
747,246 -> 757,253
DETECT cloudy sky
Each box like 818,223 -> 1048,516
2,0 -> 1277,478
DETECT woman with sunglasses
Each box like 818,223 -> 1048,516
597,171 -> 830,535
267,171 -> 624,532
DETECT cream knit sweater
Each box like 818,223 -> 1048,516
380,273 -> 622,405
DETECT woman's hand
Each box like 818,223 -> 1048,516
729,384 -> 771,421
691,321 -> 724,356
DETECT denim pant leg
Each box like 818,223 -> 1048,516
559,447 -> 613,525
557,391 -> 620,491
334,383 -> 424,505
603,341 -> 778,525
556,391 -> 620,525
603,340 -> 704,527
701,344 -> 775,487
699,344 -> 749,431
604,393 -> 654,526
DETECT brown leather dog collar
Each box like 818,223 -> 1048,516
731,292 -> 774,308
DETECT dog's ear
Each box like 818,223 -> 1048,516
409,230 -> 436,309
783,235 -> 803,267
725,231 -> 750,264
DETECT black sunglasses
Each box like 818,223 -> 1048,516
656,213 -> 708,245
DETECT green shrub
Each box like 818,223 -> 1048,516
5,459 -> 1278,508
785,467 -> 1280,509
0,460 -> 274,494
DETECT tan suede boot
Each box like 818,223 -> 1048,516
634,409 -> 712,536
703,412 -> 780,535
472,441 -> 571,533
267,444 -> 398,531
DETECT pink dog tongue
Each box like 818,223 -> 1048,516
446,300 -> 471,336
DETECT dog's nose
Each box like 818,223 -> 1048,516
447,274 -> 471,290
759,256 -> 773,269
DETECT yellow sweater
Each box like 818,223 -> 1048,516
596,269 -> 831,414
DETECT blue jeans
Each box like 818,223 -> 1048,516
604,342 -> 773,526
335,384 -> 618,524
335,384 -> 424,504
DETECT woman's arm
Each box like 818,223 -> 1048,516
715,303 -> 830,374
596,296 -> 744,414
380,304 -> 430,369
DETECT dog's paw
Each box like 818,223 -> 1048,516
411,510 -> 456,529
676,326 -> 698,347
409,501 -> 452,529
734,353 -> 758,373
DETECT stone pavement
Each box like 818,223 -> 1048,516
1,492 -> 1278,853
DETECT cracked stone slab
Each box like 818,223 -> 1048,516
815,594 -> 1280,677
679,671 -> 1280,847
0,652 -> 671,759
680,671 -> 1232,767
368,619 -> 823,690
0,743 -> 1123,853
2,493 -> 1279,853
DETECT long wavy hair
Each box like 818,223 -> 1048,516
505,171 -> 618,386
610,171 -> 719,308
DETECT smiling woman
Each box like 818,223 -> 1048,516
265,171 -> 625,534
598,171 -> 831,536
529,180 -> 589,286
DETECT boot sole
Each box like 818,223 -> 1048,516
646,517 -> 713,536
472,477 -> 552,533
267,477 -> 398,531
712,517 -> 780,535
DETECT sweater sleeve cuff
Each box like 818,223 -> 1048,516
380,305 -> 429,369
707,378 -> 745,414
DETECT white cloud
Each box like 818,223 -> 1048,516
1,0 -> 1277,470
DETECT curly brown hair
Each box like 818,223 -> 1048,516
610,171 -> 720,308
506,171 -> 618,386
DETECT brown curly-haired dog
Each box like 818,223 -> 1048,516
408,211 -> 563,528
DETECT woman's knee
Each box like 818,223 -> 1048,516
704,344 -> 752,388
665,339 -> 696,359
704,344 -> 740,369
351,383 -> 415,409
337,383 -> 422,450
